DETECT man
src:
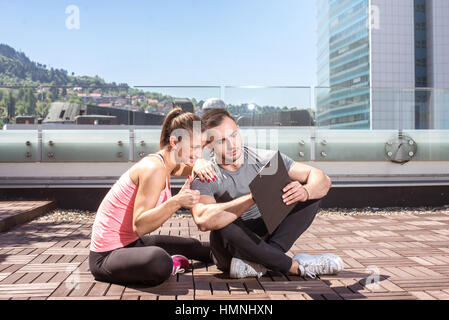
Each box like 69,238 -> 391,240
190,108 -> 343,279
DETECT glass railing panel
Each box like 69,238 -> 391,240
315,86 -> 371,129
133,86 -> 221,117
223,86 -> 312,127
410,88 -> 449,130
239,127 -> 312,161
402,130 -> 449,161
133,128 -> 161,161
433,89 -> 449,130
2,85 -> 448,164
316,87 -> 449,130
0,130 -> 38,162
1,85 -> 135,126
42,129 -> 130,162
314,129 -> 398,161
397,88 -> 417,130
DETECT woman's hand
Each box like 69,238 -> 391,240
192,159 -> 216,182
175,175 -> 201,209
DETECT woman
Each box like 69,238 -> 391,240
89,107 -> 217,286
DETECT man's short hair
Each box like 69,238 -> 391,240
201,108 -> 236,130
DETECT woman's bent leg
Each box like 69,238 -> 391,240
89,246 -> 173,286
140,234 -> 212,263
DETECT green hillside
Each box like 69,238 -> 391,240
0,43 -> 123,87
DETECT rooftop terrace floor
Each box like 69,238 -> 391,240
1,203 -> 449,300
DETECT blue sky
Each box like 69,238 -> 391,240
0,0 -> 317,106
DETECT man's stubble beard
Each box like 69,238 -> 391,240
220,148 -> 243,166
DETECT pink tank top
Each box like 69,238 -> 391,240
90,154 -> 172,252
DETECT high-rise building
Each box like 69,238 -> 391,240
316,0 -> 449,129
426,0 -> 449,129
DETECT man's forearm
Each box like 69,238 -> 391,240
303,169 -> 332,200
192,194 -> 254,231
219,194 -> 255,215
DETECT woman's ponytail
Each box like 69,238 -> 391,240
159,107 -> 201,149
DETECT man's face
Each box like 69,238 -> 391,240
206,117 -> 242,165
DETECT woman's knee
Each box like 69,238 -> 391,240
141,247 -> 173,281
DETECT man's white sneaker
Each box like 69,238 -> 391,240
229,257 -> 268,279
293,253 -> 344,279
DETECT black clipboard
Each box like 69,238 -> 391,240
249,151 -> 295,234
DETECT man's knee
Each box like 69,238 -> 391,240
306,197 -> 323,207
293,197 -> 322,215
211,223 -> 238,241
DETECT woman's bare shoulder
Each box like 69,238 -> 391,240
129,156 -> 166,186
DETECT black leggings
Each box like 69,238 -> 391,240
210,198 -> 322,274
89,235 -> 211,286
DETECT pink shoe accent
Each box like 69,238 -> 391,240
171,255 -> 190,275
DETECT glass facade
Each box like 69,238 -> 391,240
414,0 -> 430,129
316,0 -> 371,129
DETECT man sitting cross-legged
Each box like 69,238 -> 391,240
190,108 -> 344,279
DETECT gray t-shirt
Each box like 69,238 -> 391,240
191,147 -> 295,220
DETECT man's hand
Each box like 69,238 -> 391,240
175,176 -> 201,209
282,181 -> 309,205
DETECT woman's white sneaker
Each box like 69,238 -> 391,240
293,253 -> 344,279
229,257 -> 268,279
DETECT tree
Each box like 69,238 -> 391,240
0,98 -> 6,118
50,87 -> 58,100
26,88 -> 37,115
6,91 -> 15,119
15,100 -> 27,116
35,96 -> 51,118
68,94 -> 83,104
17,87 -> 25,100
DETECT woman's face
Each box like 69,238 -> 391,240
173,131 -> 204,166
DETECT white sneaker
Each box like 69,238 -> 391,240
229,257 -> 268,279
293,253 -> 344,279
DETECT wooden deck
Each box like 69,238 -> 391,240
1,205 -> 449,299
0,201 -> 56,233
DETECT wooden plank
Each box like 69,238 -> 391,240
0,282 -> 59,299
106,284 -> 125,297
87,282 -> 109,297
16,262 -> 80,273
68,282 -> 94,297
210,281 -> 229,296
